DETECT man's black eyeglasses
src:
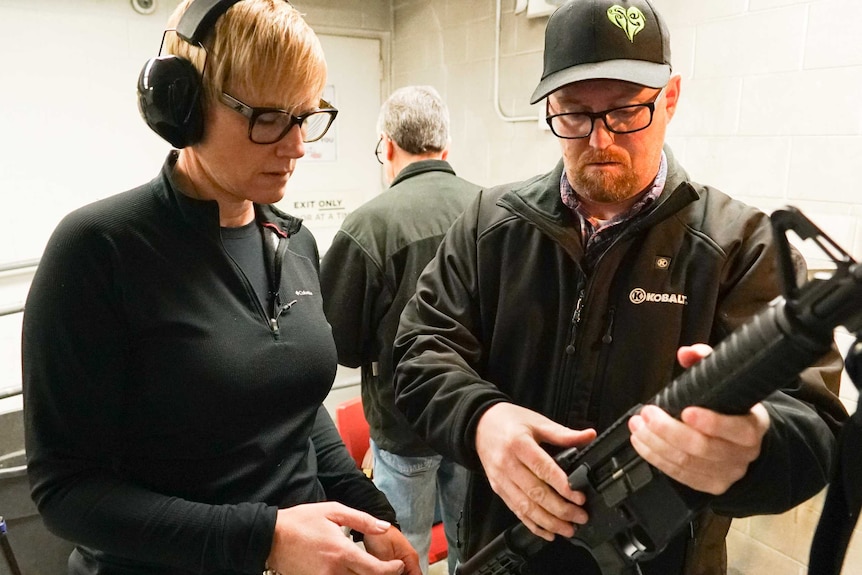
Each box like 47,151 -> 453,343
220,92 -> 338,145
545,86 -> 665,139
375,137 -> 384,164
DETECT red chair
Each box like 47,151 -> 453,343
335,397 -> 448,565
336,397 -> 372,471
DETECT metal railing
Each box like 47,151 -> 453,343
0,387 -> 21,402
0,260 -> 37,399
0,259 -> 37,318
0,304 -> 23,318
0,259 -> 39,275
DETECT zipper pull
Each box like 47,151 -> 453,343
279,299 -> 298,315
270,299 -> 298,335
602,307 -> 615,344
278,299 -> 298,318
573,290 -> 585,324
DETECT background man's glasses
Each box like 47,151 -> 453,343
545,86 -> 665,139
220,92 -> 338,145
375,137 -> 384,164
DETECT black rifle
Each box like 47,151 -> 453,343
456,207 -> 862,575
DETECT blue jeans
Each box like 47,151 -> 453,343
371,440 -> 468,575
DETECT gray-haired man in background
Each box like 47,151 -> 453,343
321,85 -> 481,574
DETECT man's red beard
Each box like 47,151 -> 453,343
571,149 -> 641,203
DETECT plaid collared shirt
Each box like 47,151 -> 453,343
561,151 -> 667,271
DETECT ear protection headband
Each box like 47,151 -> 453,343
136,0 -> 243,148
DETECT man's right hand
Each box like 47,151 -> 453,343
474,402 -> 596,541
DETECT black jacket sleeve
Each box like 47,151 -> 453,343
311,406 -> 397,524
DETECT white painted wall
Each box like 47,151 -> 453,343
0,0 -> 183,396
0,0 -> 180,265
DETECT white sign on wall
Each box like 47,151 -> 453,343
280,34 -> 384,255
289,195 -> 350,224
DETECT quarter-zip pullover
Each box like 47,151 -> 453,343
23,152 -> 396,575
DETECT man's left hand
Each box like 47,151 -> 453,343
627,344 -> 771,495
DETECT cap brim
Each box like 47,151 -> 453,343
529,60 -> 671,104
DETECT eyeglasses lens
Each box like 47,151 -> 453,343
250,111 -> 334,144
301,112 -> 334,143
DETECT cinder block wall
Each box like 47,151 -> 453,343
388,0 -> 862,572
293,0 -> 391,32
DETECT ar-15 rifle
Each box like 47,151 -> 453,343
456,207 -> 862,575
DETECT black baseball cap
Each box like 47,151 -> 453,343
530,0 -> 672,104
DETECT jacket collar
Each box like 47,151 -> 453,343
495,145 -> 700,262
502,144 -> 699,228
390,159 -> 456,188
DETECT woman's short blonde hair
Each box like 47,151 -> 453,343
164,0 -> 327,111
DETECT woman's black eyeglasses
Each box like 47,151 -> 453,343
220,92 -> 338,145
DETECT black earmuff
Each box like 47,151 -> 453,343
136,0 -> 243,148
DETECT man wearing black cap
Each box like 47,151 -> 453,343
393,0 -> 847,573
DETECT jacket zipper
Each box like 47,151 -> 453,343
555,285 -> 585,423
567,288 -> 585,353
220,230 -> 269,334
266,230 -> 291,339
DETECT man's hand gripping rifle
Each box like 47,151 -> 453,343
456,207 -> 862,575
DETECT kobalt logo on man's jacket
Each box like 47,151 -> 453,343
629,288 -> 688,305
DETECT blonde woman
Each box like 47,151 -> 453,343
22,2 -> 419,574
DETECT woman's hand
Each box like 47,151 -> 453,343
266,502 -> 413,575
363,526 -> 421,575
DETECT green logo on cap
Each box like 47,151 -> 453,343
607,5 -> 646,42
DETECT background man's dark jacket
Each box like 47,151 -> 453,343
321,159 -> 481,456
